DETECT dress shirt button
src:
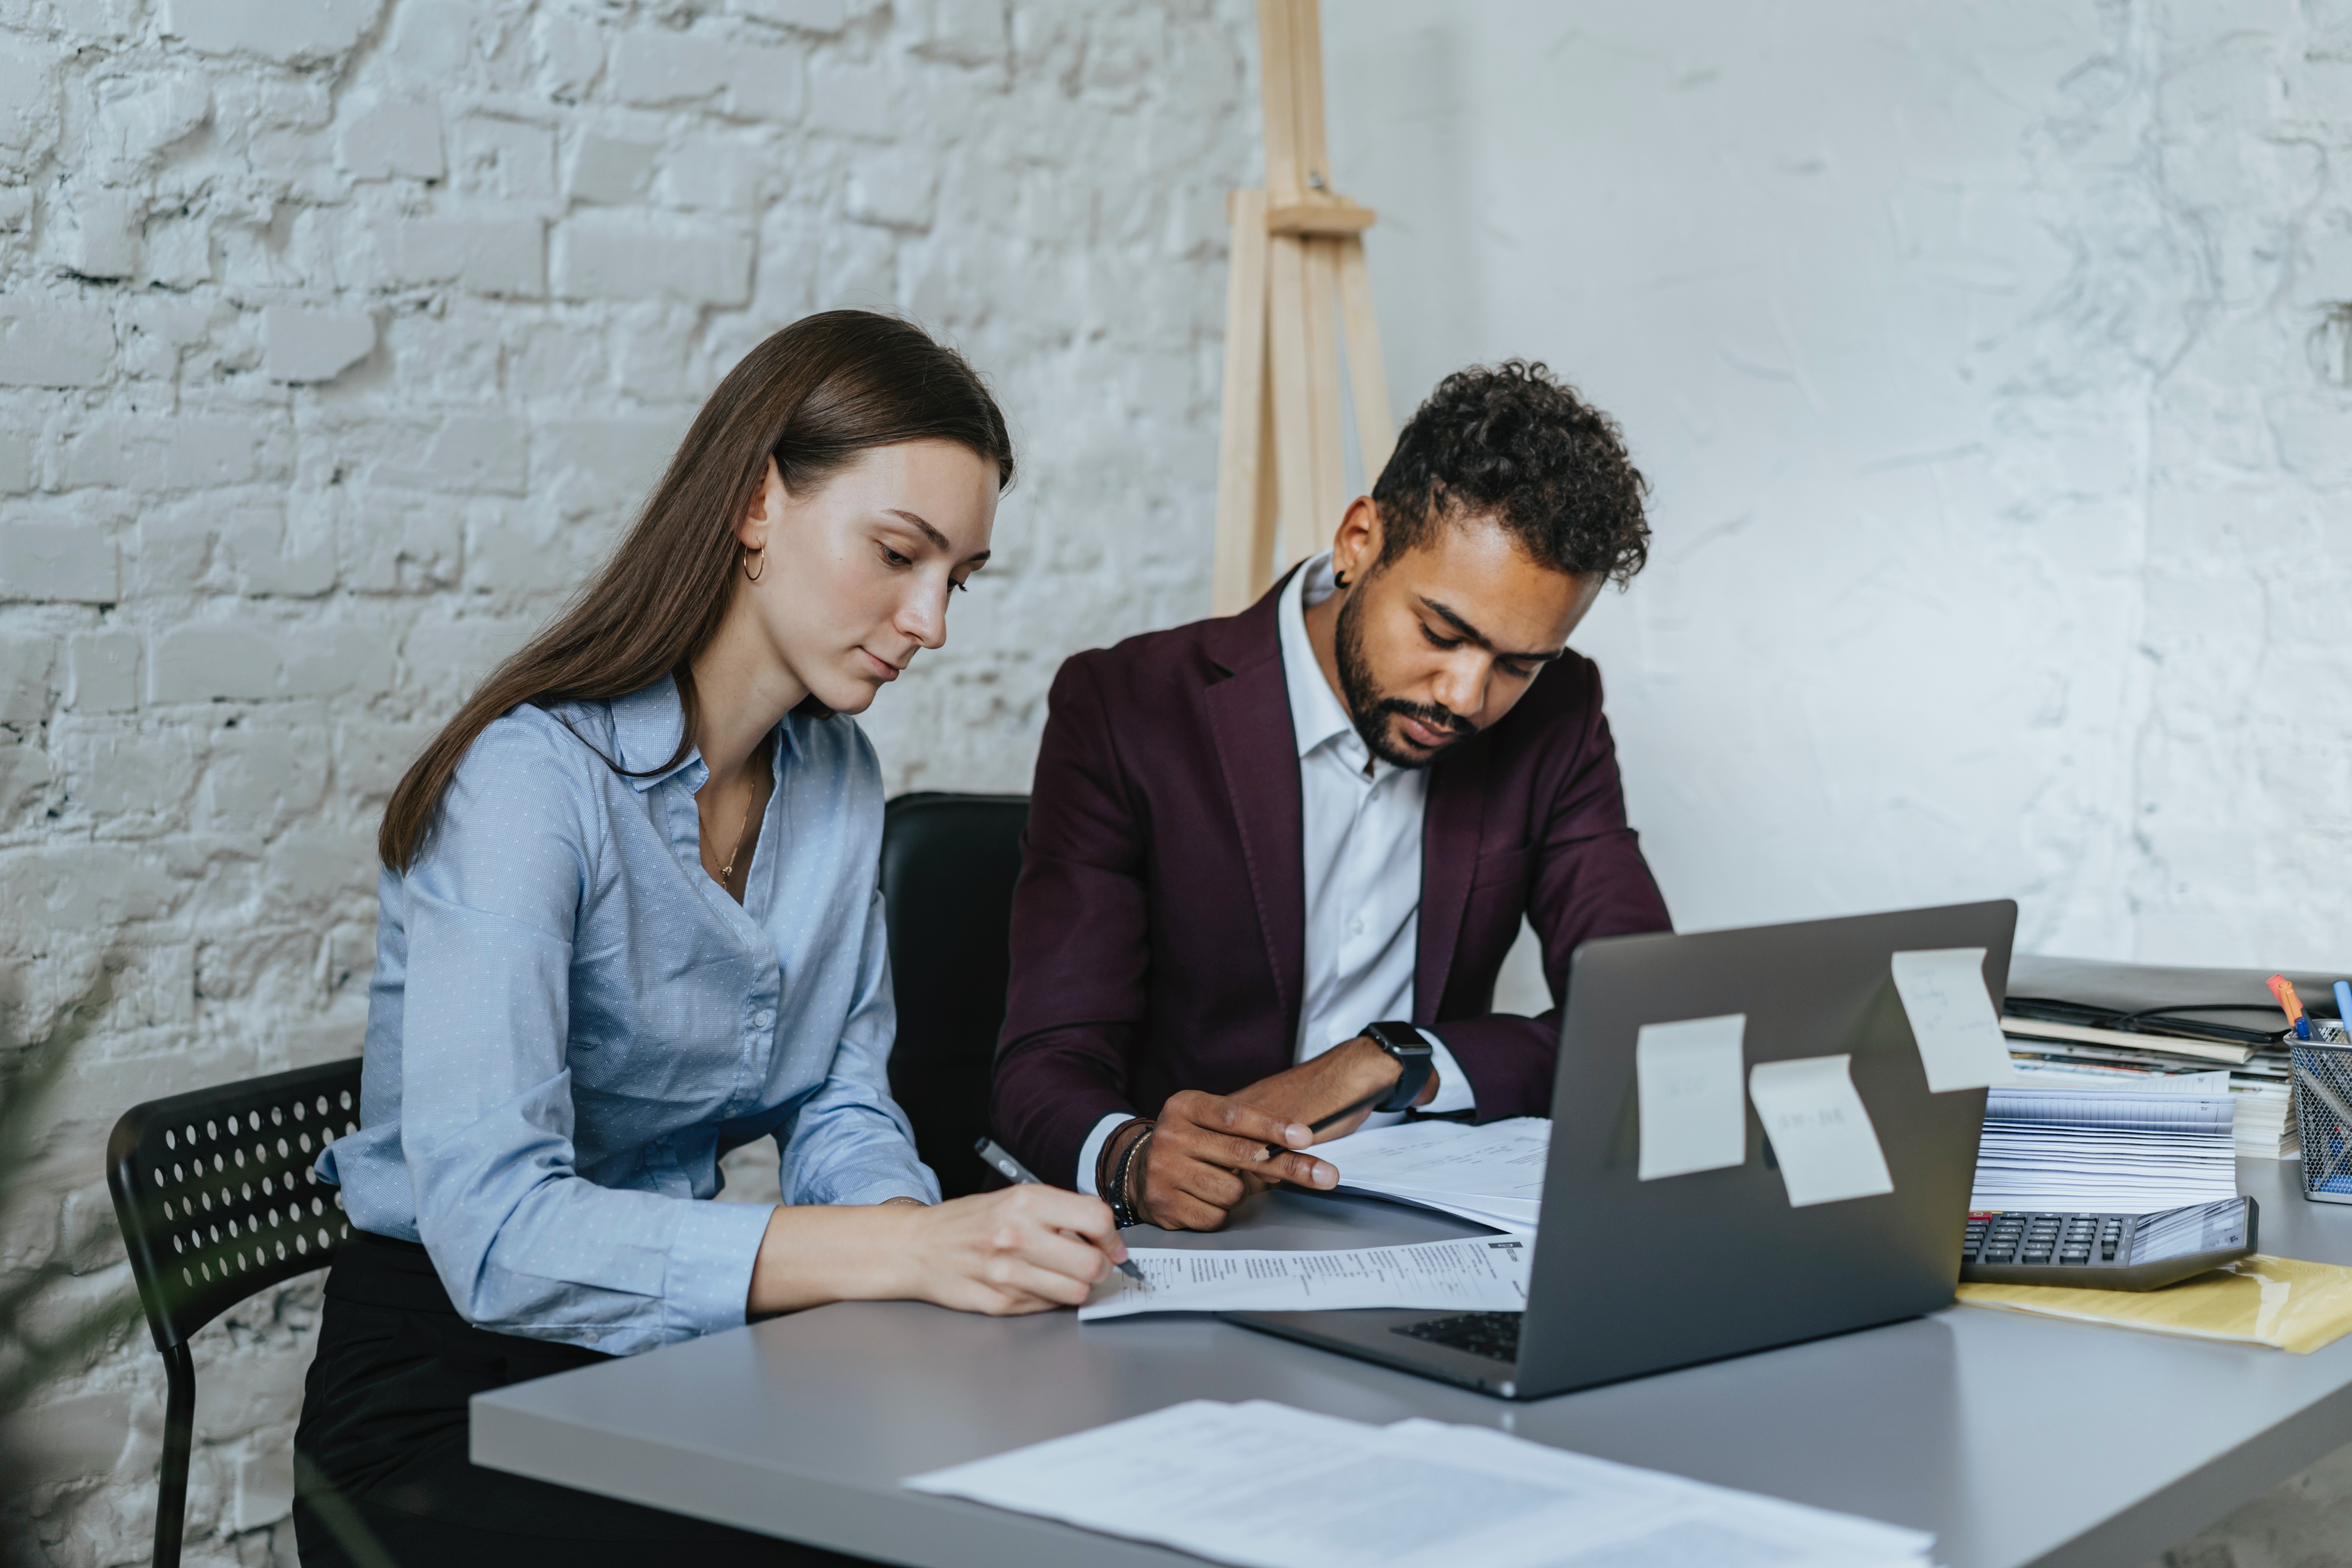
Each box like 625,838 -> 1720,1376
753,1010 -> 774,1030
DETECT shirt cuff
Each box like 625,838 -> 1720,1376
1074,1112 -> 1132,1195
662,1196 -> 778,1339
1421,1030 -> 1477,1116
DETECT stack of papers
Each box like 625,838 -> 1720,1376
2002,1013 -> 2298,1158
1316,1117 -> 1548,1232
1970,1076 -> 2239,1213
907,1399 -> 1936,1568
1080,1238 -> 1529,1320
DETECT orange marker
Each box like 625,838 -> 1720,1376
2269,975 -> 2308,1038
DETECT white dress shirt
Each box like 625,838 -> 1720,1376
1074,554 -> 1474,1190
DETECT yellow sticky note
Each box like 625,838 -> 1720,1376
1956,1254 -> 2352,1355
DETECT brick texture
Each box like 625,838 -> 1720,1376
0,1 -> 1250,1562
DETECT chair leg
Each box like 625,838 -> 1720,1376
155,1338 -> 194,1568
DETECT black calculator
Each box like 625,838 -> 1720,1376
1960,1197 -> 2257,1291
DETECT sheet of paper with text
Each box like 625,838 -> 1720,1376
1748,1054 -> 1896,1208
1635,1013 -> 1749,1180
1891,947 -> 2013,1092
1078,1238 -> 1530,1320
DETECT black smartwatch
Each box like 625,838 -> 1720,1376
1362,1021 -> 1436,1112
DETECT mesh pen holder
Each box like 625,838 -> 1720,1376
2294,1035 -> 2352,1203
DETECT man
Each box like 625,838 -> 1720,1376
991,361 -> 1672,1230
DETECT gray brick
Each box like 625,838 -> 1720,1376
612,29 -> 805,121
67,630 -> 141,712
554,213 -> 755,305
60,187 -> 142,280
728,0 -> 847,31
0,632 -> 56,723
160,0 -> 385,64
149,624 -> 281,702
263,305 -> 377,384
1,522 -> 119,603
371,414 -> 529,495
0,300 -> 114,387
0,42 -> 58,159
377,213 -> 547,299
454,115 -> 558,201
846,149 -> 939,231
336,101 -> 445,181
0,430 -> 31,494
56,416 -> 270,491
567,134 -> 661,205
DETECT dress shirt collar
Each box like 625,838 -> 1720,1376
607,674 -> 797,792
1279,552 -> 1375,771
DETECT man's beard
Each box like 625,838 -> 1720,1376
1334,586 -> 1476,769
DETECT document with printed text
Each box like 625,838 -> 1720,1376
1317,1117 -> 1549,1231
904,1399 -> 1936,1568
1078,1238 -> 1530,1320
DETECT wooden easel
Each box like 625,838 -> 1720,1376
1210,0 -> 1394,615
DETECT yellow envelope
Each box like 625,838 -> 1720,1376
1956,1254 -> 2352,1354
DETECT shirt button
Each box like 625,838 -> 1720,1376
753,1010 -> 774,1030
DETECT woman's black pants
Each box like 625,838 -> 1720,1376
293,1230 -> 873,1566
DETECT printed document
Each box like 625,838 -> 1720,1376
1748,1055 -> 1896,1208
1078,1238 -> 1529,1320
1891,948 -> 2014,1092
1635,1014 -> 1749,1180
1318,1116 -> 1548,1231
905,1399 -> 1936,1568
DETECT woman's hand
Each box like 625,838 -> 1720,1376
746,1187 -> 1123,1318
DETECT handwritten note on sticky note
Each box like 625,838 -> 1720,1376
1636,1014 -> 1748,1180
1748,1055 -> 1895,1208
1891,947 -> 2012,1092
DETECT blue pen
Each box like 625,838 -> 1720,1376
2336,980 -> 2352,1045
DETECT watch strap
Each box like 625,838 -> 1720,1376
1363,1020 -> 1435,1113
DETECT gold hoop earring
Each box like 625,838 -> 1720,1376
742,546 -> 766,583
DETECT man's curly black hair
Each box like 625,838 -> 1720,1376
1369,360 -> 1650,586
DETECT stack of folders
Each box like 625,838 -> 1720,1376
1969,1071 -> 2239,1214
2001,1011 -> 2299,1158
1315,1117 -> 1546,1232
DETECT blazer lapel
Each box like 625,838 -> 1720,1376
1203,586 -> 1306,1042
1415,731 -> 1490,1024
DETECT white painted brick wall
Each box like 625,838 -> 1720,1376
0,1 -> 1251,1561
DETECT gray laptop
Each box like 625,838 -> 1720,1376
1227,899 -> 2017,1400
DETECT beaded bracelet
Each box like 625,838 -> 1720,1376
1107,1120 -> 1153,1229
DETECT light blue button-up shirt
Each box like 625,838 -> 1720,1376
320,676 -> 939,1356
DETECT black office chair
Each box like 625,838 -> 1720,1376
105,1060 -> 362,1568
880,791 -> 1029,1199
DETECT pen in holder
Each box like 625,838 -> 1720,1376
2293,1026 -> 2352,1204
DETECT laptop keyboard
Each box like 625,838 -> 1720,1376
1392,1310 -> 1522,1363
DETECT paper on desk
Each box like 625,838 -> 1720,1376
1078,1238 -> 1530,1320
1958,1254 -> 2352,1356
1891,948 -> 2014,1092
904,1399 -> 1936,1568
1318,1117 -> 1549,1232
1748,1055 -> 1895,1208
1635,1014 -> 1748,1180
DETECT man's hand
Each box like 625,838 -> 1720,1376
1124,1093 -> 1337,1232
1233,1034 -> 1439,1144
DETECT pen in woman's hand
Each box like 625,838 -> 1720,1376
973,1137 -> 1145,1281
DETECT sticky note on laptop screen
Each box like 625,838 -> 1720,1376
1748,1054 -> 1895,1208
1890,947 -> 2011,1092
1635,1014 -> 1748,1180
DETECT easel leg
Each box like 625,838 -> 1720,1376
1337,236 -> 1394,484
1213,189 -> 1274,616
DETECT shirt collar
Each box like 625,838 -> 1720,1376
1278,552 -> 1365,764
606,675 -> 798,792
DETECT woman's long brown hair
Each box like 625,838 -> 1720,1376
378,310 -> 1015,872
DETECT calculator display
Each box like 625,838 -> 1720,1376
2130,1199 -> 2249,1263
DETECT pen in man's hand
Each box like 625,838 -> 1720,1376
972,1136 -> 1144,1281
1260,1085 -> 1390,1160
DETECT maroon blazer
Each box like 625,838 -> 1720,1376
990,572 -> 1673,1185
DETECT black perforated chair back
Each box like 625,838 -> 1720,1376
880,792 -> 1028,1199
105,1057 -> 363,1568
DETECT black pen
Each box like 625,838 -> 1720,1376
1261,1085 -> 1390,1160
973,1136 -> 1145,1281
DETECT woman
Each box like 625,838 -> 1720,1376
294,312 -> 1122,1567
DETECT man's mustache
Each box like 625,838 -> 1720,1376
1374,697 -> 1474,741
